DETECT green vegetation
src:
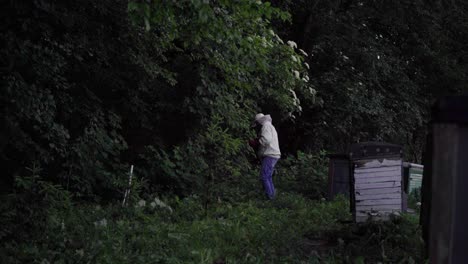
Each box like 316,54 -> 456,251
271,0 -> 468,159
1,0 -> 464,262
1,153 -> 424,263
276,151 -> 328,200
1,175 -> 423,263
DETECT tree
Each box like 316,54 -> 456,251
0,0 -> 312,199
271,0 -> 468,161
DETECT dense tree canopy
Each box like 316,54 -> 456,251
2,0 -> 467,199
1,0 -> 313,200
271,0 -> 468,161
1,0 -> 467,200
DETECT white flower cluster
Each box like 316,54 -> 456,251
247,35 -> 274,48
287,40 -> 297,49
151,197 -> 174,213
292,70 -> 300,79
288,112 -> 296,120
262,36 -> 273,48
292,69 -> 311,84
286,41 -> 310,83
299,49 -> 308,57
134,197 -> 173,213
261,36 -> 268,48
75,249 -> 85,257
138,200 -> 146,207
309,87 -> 317,95
289,89 -> 302,112
273,33 -> 284,44
94,218 -> 107,228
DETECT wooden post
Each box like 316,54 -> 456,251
422,96 -> 468,263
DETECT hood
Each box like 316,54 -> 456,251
258,114 -> 272,125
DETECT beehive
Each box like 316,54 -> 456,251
349,142 -> 403,222
327,154 -> 350,200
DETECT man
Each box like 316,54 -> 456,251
249,113 -> 281,199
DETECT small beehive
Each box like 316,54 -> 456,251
402,162 -> 424,194
349,142 -> 403,222
327,154 -> 351,200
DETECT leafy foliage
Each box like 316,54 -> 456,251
0,163 -> 72,245
271,0 -> 468,160
0,0 -> 313,201
276,150 -> 329,199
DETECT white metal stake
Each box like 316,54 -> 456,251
122,165 -> 134,206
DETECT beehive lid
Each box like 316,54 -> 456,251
349,142 -> 402,160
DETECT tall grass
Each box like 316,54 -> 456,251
1,190 -> 424,263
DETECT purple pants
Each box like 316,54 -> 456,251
261,156 -> 279,199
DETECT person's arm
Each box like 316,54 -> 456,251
259,125 -> 273,146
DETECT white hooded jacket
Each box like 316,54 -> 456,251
257,115 -> 281,158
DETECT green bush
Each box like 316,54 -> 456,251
1,0 -> 314,201
275,150 -> 328,199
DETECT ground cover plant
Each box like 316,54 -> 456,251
1,162 -> 424,263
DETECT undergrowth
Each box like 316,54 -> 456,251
1,190 -> 424,263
